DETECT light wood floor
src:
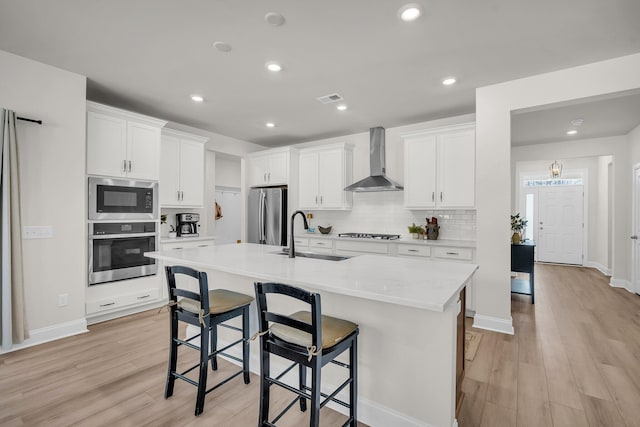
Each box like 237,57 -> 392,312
0,309 -> 363,426
459,264 -> 640,427
2,264 -> 639,426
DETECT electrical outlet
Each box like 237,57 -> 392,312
23,226 -> 53,239
58,293 -> 68,307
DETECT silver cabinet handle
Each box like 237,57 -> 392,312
268,172 -> 271,181
100,302 -> 115,307
440,192 -> 443,202
181,191 -> 184,201
632,236 -> 638,240
432,192 -> 435,202
408,249 -> 419,252
320,195 -> 323,204
264,173 -> 267,182
177,191 -> 180,201
122,160 -> 127,172
446,252 -> 459,255
316,195 -> 318,204
137,294 -> 151,300
128,160 -> 132,172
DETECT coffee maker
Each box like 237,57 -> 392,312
176,213 -> 199,237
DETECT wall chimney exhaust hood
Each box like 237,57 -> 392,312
344,127 -> 403,192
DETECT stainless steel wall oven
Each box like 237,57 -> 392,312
88,221 -> 158,285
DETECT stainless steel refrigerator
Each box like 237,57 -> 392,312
247,186 -> 287,246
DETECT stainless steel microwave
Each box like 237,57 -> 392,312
88,177 -> 158,220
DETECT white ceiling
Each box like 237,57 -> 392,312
511,90 -> 640,146
1,0 -> 640,147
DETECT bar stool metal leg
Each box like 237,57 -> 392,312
242,305 -> 250,384
195,320 -> 210,416
259,349 -> 271,425
350,339 -> 358,426
164,313 -> 179,399
210,323 -> 218,371
310,357 -> 321,427
299,364 -> 307,411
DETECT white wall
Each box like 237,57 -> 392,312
630,123 -> 640,165
215,155 -> 241,188
476,53 -> 640,334
0,50 -> 87,346
289,114 -> 477,238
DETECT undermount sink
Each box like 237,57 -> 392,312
273,248 -> 351,261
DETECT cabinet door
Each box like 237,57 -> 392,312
267,152 -> 288,185
438,130 -> 475,208
127,121 -> 161,180
318,149 -> 344,208
299,152 -> 319,209
87,111 -> 127,178
248,156 -> 268,187
179,139 -> 205,207
404,136 -> 437,208
159,135 -> 180,206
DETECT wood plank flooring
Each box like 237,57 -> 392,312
2,263 -> 639,426
0,309 -> 363,426
459,264 -> 640,427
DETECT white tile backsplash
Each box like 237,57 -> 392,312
300,192 -> 476,240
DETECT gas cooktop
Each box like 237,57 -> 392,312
338,233 -> 401,240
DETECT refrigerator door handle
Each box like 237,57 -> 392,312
260,191 -> 267,244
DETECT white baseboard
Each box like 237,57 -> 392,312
585,262 -> 611,276
610,278 -> 634,293
472,314 -> 514,335
0,318 -> 88,354
185,325 -> 440,427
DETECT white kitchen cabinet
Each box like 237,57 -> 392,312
160,129 -> 208,207
402,123 -> 475,209
248,148 -> 292,187
298,143 -> 353,210
86,101 -> 167,180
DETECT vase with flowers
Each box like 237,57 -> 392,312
511,213 -> 528,244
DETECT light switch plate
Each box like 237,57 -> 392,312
23,226 -> 53,239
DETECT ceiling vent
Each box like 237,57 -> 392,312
316,93 -> 344,104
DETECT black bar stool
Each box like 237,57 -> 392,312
254,282 -> 359,427
164,265 -> 253,416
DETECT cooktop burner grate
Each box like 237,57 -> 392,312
338,233 -> 401,240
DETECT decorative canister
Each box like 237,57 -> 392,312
426,224 -> 440,240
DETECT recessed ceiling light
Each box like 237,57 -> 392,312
265,122 -> 275,128
265,12 -> 285,26
571,118 -> 584,127
212,41 -> 232,53
567,130 -> 578,135
398,4 -> 422,22
265,62 -> 283,72
442,77 -> 457,86
336,105 -> 348,111
191,94 -> 204,102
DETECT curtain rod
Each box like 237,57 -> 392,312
17,116 -> 42,125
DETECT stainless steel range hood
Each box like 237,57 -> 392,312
344,127 -> 404,192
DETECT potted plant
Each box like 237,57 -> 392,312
511,213 -> 528,244
408,223 -> 425,239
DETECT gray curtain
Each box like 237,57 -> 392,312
1,108 -> 28,349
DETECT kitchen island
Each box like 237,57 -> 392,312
145,243 -> 477,427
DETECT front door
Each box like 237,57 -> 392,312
537,185 -> 584,264
633,167 -> 640,294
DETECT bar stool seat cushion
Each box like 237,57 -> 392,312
180,289 -> 254,315
270,311 -> 358,349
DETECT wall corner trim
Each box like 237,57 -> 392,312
0,318 -> 88,354
585,262 -> 611,277
472,314 -> 514,335
609,278 -> 634,293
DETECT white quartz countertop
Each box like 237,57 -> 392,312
160,235 -> 217,244
295,233 -> 476,248
145,243 -> 477,312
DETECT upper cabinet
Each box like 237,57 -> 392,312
402,123 -> 475,209
247,147 -> 295,187
160,129 -> 208,207
86,101 -> 167,180
298,143 -> 353,210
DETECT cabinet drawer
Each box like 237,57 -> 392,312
86,287 -> 160,314
397,244 -> 431,257
309,239 -> 332,250
432,247 -> 473,261
293,237 -> 309,250
162,239 -> 216,250
335,240 -> 388,254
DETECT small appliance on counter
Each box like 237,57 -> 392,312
176,213 -> 200,237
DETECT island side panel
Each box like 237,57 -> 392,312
182,268 -> 459,427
